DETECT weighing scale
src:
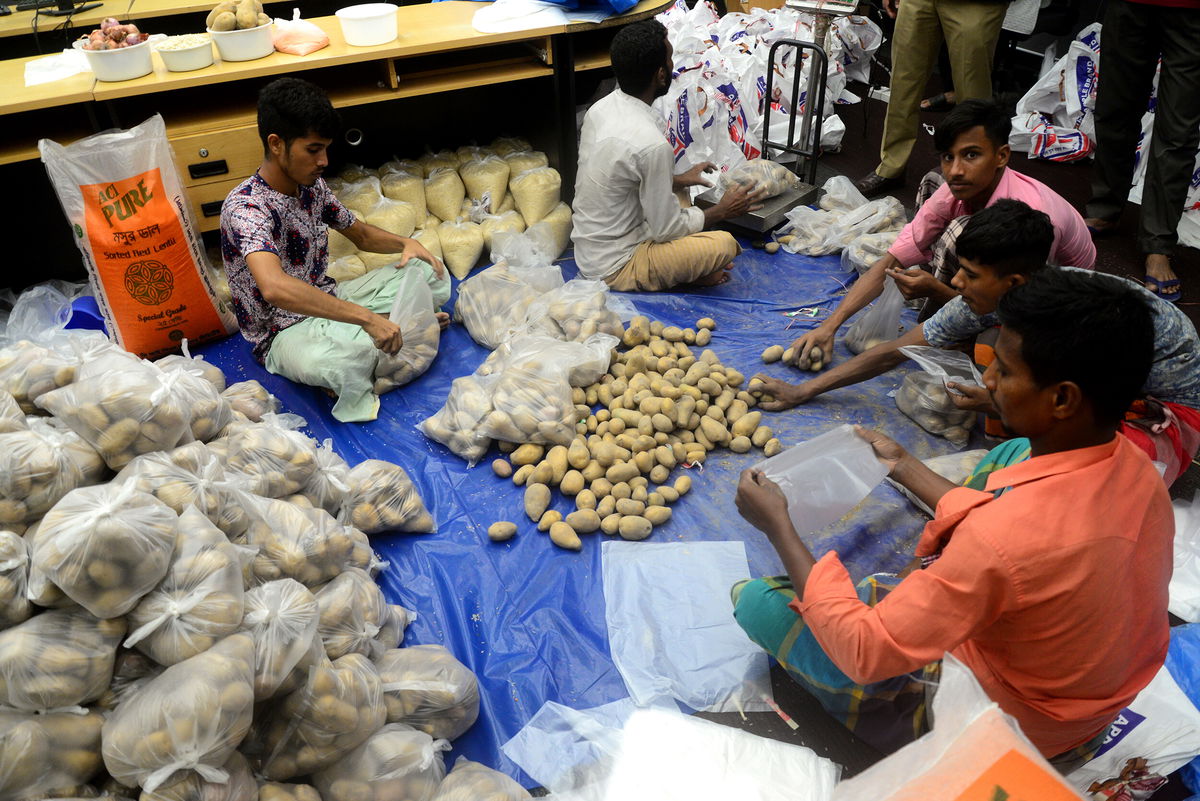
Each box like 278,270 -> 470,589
695,0 -> 859,233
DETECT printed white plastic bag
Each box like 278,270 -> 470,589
1169,493 -> 1200,623
844,275 -> 904,354
754,424 -> 888,536
377,645 -> 480,741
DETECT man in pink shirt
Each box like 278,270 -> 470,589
732,270 -> 1171,767
792,99 -> 1095,367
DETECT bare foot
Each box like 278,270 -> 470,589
688,263 -> 733,288
1145,254 -> 1178,285
436,311 -> 450,330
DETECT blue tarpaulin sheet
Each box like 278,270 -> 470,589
194,241 -> 984,786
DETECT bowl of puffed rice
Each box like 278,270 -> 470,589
154,33 -> 214,71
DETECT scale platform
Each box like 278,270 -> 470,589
694,183 -> 819,234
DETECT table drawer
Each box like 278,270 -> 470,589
186,175 -> 251,233
171,124 -> 262,188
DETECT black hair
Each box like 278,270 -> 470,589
610,19 -> 669,97
933,98 -> 1012,153
257,77 -> 341,155
956,199 -> 1054,277
996,270 -> 1155,426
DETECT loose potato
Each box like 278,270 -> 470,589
537,510 -> 562,532
492,459 -> 512,478
565,509 -> 601,534
524,483 -> 551,522
488,522 -> 517,542
618,515 -> 653,541
764,438 -> 783,456
761,345 -> 784,363
549,521 -> 581,550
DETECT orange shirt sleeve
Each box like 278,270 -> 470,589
792,523 -> 1017,685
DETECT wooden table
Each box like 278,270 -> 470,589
0,0 -> 212,40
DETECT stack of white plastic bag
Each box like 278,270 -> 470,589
1009,24 -> 1101,163
780,176 -> 906,257
652,0 -> 882,173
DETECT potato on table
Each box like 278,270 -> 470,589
312,723 -> 448,801
376,644 -> 480,742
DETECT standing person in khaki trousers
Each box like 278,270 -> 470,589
855,0 -> 1009,197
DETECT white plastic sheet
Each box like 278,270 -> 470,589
754,424 -> 888,536
601,541 -> 770,714
1169,493 -> 1200,623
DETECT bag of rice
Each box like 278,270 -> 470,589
437,219 -> 484,280
240,579 -> 321,701
339,459 -> 435,534
314,567 -> 398,660
418,150 -> 460,177
509,166 -> 561,225
412,228 -> 442,265
374,268 -> 440,394
377,645 -> 480,741
502,150 -> 548,178
381,169 -> 427,221
0,608 -> 125,711
456,144 -> 495,162
337,176 -> 384,216
0,416 -> 107,527
28,482 -> 178,618
101,632 -> 257,793
0,340 -> 76,414
478,210 -> 527,250
0,708 -> 104,801
223,413 -> 318,498
328,254 -> 368,283
460,156 -> 510,214
37,364 -> 194,470
0,532 -> 31,630
139,751 -> 256,801
357,250 -> 401,271
339,164 -> 374,184
258,782 -> 323,801
312,723 -> 449,801
420,374 -> 496,465
432,758 -> 531,801
239,497 -> 370,587
259,652 -> 386,780
221,380 -> 280,422
491,136 -> 532,156
125,507 -> 251,666
359,196 -> 418,239
527,201 -> 573,260
379,158 -> 422,177
329,226 -> 357,260
424,169 -> 465,223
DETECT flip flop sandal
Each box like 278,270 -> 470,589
920,93 -> 955,112
1144,275 -> 1182,302
1086,218 -> 1119,237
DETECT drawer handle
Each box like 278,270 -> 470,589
200,200 -> 224,218
189,159 -> 229,180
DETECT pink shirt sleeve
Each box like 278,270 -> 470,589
1044,192 -> 1096,269
887,183 -> 960,268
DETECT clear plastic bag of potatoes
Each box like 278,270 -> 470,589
240,579 -> 321,701
259,652 -> 387,780
0,339 -> 76,414
0,531 -> 32,629
221,380 -> 280,422
517,279 -> 624,345
719,159 -> 800,199
0,708 -> 104,801
339,459 -> 435,534
27,482 -> 178,618
118,445 -> 251,539
258,781 -> 323,801
101,632 -> 257,793
238,496 -> 367,587
164,364 -> 233,443
377,645 -> 480,741
298,439 -> 351,516
139,751 -> 257,801
223,413 -> 318,498
155,351 -> 227,393
894,372 -> 976,448
0,415 -> 106,527
314,567 -> 396,660
36,365 -> 194,470
453,235 -> 565,349
311,723 -> 449,801
0,608 -> 125,711
374,268 -> 440,394
841,230 -> 900,276
95,648 -> 164,711
124,507 -> 252,666
480,359 -> 577,447
0,390 -> 26,434
432,757 -> 531,801
844,275 -> 904,355
420,374 -> 496,465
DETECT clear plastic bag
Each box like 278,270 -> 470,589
270,9 -> 329,55
460,156 -> 511,213
314,567 -> 396,660
155,351 -> 227,393
779,206 -> 837,255
0,416 -> 107,526
782,197 -> 906,257
844,275 -> 904,354
297,439 -> 351,516
481,361 -> 577,447
482,334 -> 617,389
818,175 -> 868,212
0,391 -> 27,434
419,151 -> 460,177
424,168 -> 466,223
377,645 -> 480,742
0,531 -> 32,629
224,413 -> 318,498
509,167 -> 562,225
117,446 -> 250,538
420,374 -> 496,465
898,345 -> 983,387
258,782 -> 323,801
329,254 -> 369,283
518,280 -> 624,345
381,169 -> 427,222
240,578 -> 321,701
432,758 -> 531,801
36,365 -> 193,470
719,159 -> 799,199
438,219 -> 485,280
0,708 -> 104,801
374,268 -> 440,394
239,497 -> 368,587
337,175 -> 384,216
501,151 -> 547,177
259,652 -> 387,780
0,340 -> 76,414
478,210 -> 527,250
0,608 -> 125,711
887,450 -> 990,516
528,201 -> 573,260
454,263 -> 562,349
168,362 -> 234,443
894,372 -> 975,447
339,459 -> 435,534
357,194 -> 418,239
754,424 -> 889,536
28,482 -> 178,618
220,380 -> 280,422
101,633 -> 257,793
492,137 -> 533,157
841,230 -> 900,276
311,723 -> 449,801
95,647 -> 164,711
139,751 -> 257,801
125,507 -> 251,666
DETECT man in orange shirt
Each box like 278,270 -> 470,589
732,269 -> 1174,769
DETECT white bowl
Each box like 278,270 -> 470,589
207,21 -> 274,62
154,36 -> 214,72
335,3 -> 397,47
75,37 -> 153,82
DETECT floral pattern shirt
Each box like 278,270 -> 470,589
220,172 -> 355,362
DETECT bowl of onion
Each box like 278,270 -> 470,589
75,18 -> 153,82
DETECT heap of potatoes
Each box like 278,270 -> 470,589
205,0 -> 269,31
487,316 -> 783,550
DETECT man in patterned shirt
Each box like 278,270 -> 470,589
753,200 -> 1200,485
221,77 -> 448,422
